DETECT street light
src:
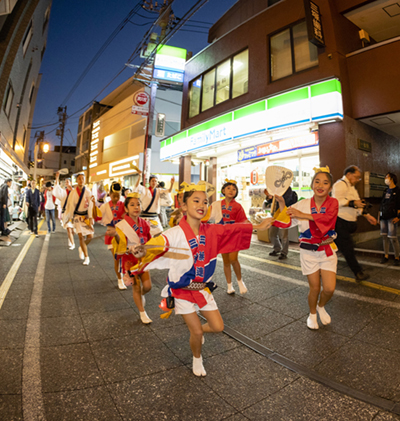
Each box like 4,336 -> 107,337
33,140 -> 50,181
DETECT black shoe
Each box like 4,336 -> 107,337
279,254 -> 287,260
394,259 -> 400,267
380,257 -> 389,264
269,251 -> 279,256
355,271 -> 370,282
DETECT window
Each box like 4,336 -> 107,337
29,82 -> 35,103
270,21 -> 318,81
216,59 -> 230,105
232,49 -> 249,98
84,111 -> 91,127
3,82 -> 14,118
78,116 -> 83,133
189,78 -> 201,118
64,160 -> 67,164
201,69 -> 215,112
189,49 -> 249,117
22,21 -> 33,55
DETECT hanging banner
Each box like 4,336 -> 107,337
304,0 -> 325,47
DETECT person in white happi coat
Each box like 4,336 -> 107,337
134,173 -> 175,236
54,172 -> 75,250
62,172 -> 95,265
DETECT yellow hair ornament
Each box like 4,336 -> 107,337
180,181 -> 216,197
313,166 -> 330,174
224,178 -> 237,184
126,192 -> 141,199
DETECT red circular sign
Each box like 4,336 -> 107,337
134,91 -> 150,106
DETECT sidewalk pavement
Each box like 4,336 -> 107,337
1,222 -> 400,420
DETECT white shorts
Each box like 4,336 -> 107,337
300,249 -> 337,276
73,217 -> 94,236
174,291 -> 218,315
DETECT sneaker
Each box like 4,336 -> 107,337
78,247 -> 85,260
317,305 -> 331,325
278,254 -> 287,260
83,257 -> 90,265
269,251 -> 280,256
355,271 -> 370,282
47,231 -> 51,235
380,256 -> 389,264
307,313 -> 319,330
35,234 -> 39,238
394,259 -> 400,267
227,284 -> 235,295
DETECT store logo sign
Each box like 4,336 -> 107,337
188,126 -> 230,150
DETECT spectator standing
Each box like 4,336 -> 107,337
379,172 -> 400,266
26,180 -> 41,237
44,181 -> 56,234
39,186 -> 46,219
0,178 -> 12,237
332,166 -> 377,281
264,186 -> 297,260
158,181 -> 173,228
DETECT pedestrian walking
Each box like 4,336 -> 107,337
127,181 -> 271,376
39,186 -> 46,219
97,182 -> 126,290
53,172 -> 75,249
0,178 -> 12,237
62,172 -> 95,265
107,192 -> 152,323
44,181 -> 56,234
264,186 -> 297,260
274,167 -> 339,330
332,166 -> 377,281
26,180 -> 41,237
208,179 -> 248,295
379,172 -> 400,266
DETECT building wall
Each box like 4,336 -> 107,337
0,0 -> 51,171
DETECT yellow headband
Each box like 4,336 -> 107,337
313,166 -> 330,174
180,181 -> 216,197
126,192 -> 141,199
224,178 -> 237,185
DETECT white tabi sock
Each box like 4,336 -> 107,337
192,355 -> 206,377
227,284 -> 235,294
78,246 -> 85,260
140,311 -> 152,324
83,256 -> 90,266
307,313 -> 319,330
237,279 -> 248,295
117,276 -> 127,290
317,305 -> 331,325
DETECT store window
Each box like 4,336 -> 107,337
216,59 -> 231,105
201,69 -> 215,112
270,21 -> 318,81
232,49 -> 249,98
189,49 -> 249,117
3,82 -> 14,118
188,78 -> 201,118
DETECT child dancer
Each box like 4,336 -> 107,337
98,182 -> 126,290
127,182 -> 271,376
273,167 -> 339,330
62,172 -> 95,265
107,192 -> 153,324
209,179 -> 248,295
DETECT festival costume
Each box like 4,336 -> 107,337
134,185 -> 165,235
62,186 -> 94,236
208,198 -> 247,225
53,183 -> 74,229
98,200 -> 125,247
128,215 -> 253,314
112,215 -> 151,274
273,196 -> 339,275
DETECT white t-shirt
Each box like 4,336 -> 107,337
45,190 -> 55,210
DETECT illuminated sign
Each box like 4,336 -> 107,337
90,120 -> 101,168
109,155 -> 140,177
237,133 -> 319,162
153,45 -> 186,84
304,0 -> 325,47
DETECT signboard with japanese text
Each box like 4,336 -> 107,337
153,45 -> 186,85
304,0 -> 325,47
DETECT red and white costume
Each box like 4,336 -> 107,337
98,200 -> 125,247
209,198 -> 247,225
112,215 -> 152,274
129,216 -> 253,314
273,196 -> 339,275
53,183 -> 74,229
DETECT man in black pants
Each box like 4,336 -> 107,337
332,166 -> 377,281
0,178 -> 12,237
26,180 -> 41,237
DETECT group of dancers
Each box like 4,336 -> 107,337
54,166 -> 339,377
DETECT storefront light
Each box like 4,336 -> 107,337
97,170 -> 107,175
89,163 -> 98,168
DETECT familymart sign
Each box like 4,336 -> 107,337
160,79 -> 343,161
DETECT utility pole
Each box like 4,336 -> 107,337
57,106 -> 67,169
33,130 -> 44,181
